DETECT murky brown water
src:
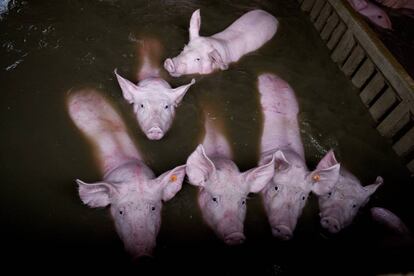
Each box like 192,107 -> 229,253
1,0 -> 413,274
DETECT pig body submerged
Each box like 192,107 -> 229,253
115,38 -> 195,140
185,116 -> 276,245
316,152 -> 383,233
258,73 -> 340,240
164,9 -> 278,76
67,90 -> 186,259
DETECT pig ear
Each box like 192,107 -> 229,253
364,176 -> 383,197
316,150 -> 338,170
242,154 -> 275,193
310,163 -> 341,195
77,179 -> 117,208
189,9 -> 201,41
169,79 -> 196,106
348,0 -> 368,10
274,150 -> 290,172
186,144 -> 216,187
208,49 -> 228,70
155,165 -> 186,202
114,69 -> 139,104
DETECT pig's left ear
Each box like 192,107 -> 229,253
114,69 -> 138,104
189,9 -> 201,41
309,163 -> 341,195
208,49 -> 228,70
316,150 -> 339,170
242,154 -> 275,193
170,79 -> 196,106
155,165 -> 186,201
364,176 -> 383,197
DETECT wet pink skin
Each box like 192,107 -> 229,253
115,38 -> 195,140
185,116 -> 276,245
258,73 -> 341,240
164,9 -> 278,76
348,0 -> 393,29
67,89 -> 186,260
316,152 -> 383,233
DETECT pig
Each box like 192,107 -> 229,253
115,38 -> 196,140
185,115 -> 276,245
347,0 -> 393,29
316,151 -> 383,233
258,73 -> 341,240
370,207 -> 411,236
164,9 -> 278,77
67,89 -> 186,259
375,0 -> 414,10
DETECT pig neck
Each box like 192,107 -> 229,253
202,116 -> 232,161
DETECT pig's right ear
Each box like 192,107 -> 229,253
309,163 -> 341,196
189,9 -> 201,41
114,69 -> 138,104
77,179 -> 117,208
208,49 -> 228,70
316,150 -> 339,170
186,145 -> 215,187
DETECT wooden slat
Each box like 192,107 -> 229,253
393,126 -> 414,156
352,58 -> 375,88
321,12 -> 339,41
342,45 -> 365,77
301,0 -> 316,12
331,29 -> 355,64
315,2 -> 333,31
310,0 -> 326,22
369,88 -> 398,121
377,102 -> 410,138
407,159 -> 414,173
327,22 -> 346,50
360,73 -> 385,106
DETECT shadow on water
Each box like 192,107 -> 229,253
0,0 -> 413,274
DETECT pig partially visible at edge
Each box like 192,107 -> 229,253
185,115 -> 276,245
347,0 -> 393,29
115,38 -> 195,140
67,89 -> 186,259
164,9 -> 278,77
258,73 -> 341,240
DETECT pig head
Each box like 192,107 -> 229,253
115,69 -> 195,140
347,0 -> 393,29
261,150 -> 340,240
317,151 -> 383,233
186,145 -> 276,245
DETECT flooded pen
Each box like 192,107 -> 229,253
0,0 -> 413,274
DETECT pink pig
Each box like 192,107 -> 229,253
115,38 -> 195,140
347,0 -> 393,29
375,0 -> 414,10
67,89 -> 186,259
164,9 -> 278,77
316,151 -> 383,233
185,115 -> 276,245
258,73 -> 341,240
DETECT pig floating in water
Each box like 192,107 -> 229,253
375,0 -> 414,10
258,73 -> 340,240
347,0 -> 393,29
164,9 -> 278,77
185,115 -> 276,245
316,151 -> 383,233
67,89 -> 186,259
115,38 -> 195,140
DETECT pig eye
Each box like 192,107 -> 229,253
212,197 -> 218,202
164,105 -> 169,109
302,196 -> 306,201
274,186 -> 278,191
352,204 -> 357,208
195,58 -> 200,61
378,15 -> 382,19
140,104 -> 144,108
119,210 -> 123,215
241,200 -> 246,205
151,206 -> 156,211
328,192 -> 332,197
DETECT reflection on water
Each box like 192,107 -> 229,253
0,0 -> 413,274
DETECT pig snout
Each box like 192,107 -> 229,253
164,58 -> 184,77
320,216 -> 341,233
146,127 -> 164,140
164,58 -> 175,73
224,232 -> 246,245
126,243 -> 155,261
272,225 -> 293,240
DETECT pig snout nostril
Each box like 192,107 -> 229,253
224,232 -> 246,246
146,127 -> 164,140
272,225 -> 293,240
164,58 -> 175,72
